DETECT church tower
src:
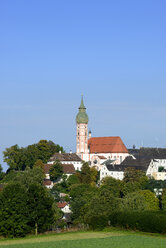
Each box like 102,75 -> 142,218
76,96 -> 89,161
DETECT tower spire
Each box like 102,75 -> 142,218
79,95 -> 86,109
76,95 -> 88,124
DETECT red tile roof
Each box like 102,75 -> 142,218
44,179 -> 52,186
88,136 -> 128,154
57,202 -> 67,208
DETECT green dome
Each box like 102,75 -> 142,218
76,96 -> 89,124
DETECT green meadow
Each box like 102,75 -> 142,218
0,230 -> 166,248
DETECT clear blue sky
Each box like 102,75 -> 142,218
0,0 -> 166,171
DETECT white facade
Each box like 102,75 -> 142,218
100,158 -> 166,182
61,204 -> 71,214
47,160 -> 82,171
90,153 -> 128,166
147,159 -> 166,180
100,164 -> 124,181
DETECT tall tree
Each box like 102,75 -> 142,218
27,183 -> 55,235
0,183 -> 29,237
76,162 -> 98,184
2,167 -> 44,187
69,184 -> 98,222
120,190 -> 159,211
80,189 -> 119,229
3,140 -> 64,171
100,176 -> 123,198
123,167 -> 147,183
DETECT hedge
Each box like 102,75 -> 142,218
109,211 -> 166,234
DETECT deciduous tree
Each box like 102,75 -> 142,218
49,160 -> 63,181
3,140 -> 64,171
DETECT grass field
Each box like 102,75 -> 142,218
0,230 -> 166,248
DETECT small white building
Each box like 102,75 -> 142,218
44,179 -> 54,189
100,162 -> 124,181
57,202 -> 72,220
47,152 -> 82,171
100,156 -> 150,181
147,159 -> 166,180
57,202 -> 71,214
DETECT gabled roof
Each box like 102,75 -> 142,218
104,156 -> 150,172
128,148 -> 166,160
48,153 -> 82,162
57,202 -> 68,208
88,136 -> 128,154
44,179 -> 52,186
44,163 -> 75,174
62,164 -> 75,174
120,156 -> 150,171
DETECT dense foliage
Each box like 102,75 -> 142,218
0,168 -> 59,237
109,211 -> 166,233
2,146 -> 166,236
3,140 -> 64,171
0,164 -> 5,180
49,160 -> 63,181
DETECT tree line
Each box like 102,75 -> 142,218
1,140 -> 166,236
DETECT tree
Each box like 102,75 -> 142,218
76,162 -> 92,184
121,181 -> 142,196
0,183 -> 29,237
120,190 -> 159,211
145,178 -> 166,192
90,166 -> 99,184
139,190 -> 159,210
0,175 -> 60,237
100,176 -> 123,197
0,164 -> 5,180
69,184 -> 98,222
123,167 -> 148,183
67,174 -> 80,186
80,190 -> 119,229
161,189 -> 166,210
2,167 -> 45,188
76,162 -> 98,184
49,160 -> 63,181
33,159 -> 45,173
3,144 -> 24,171
3,140 -> 64,171
26,183 -> 55,235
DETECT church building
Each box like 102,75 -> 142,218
76,96 -> 129,168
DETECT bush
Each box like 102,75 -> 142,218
109,211 -> 166,234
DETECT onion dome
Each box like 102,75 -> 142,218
76,96 -> 89,124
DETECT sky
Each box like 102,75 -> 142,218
0,0 -> 166,171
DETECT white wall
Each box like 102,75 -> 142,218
100,165 -> 124,181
